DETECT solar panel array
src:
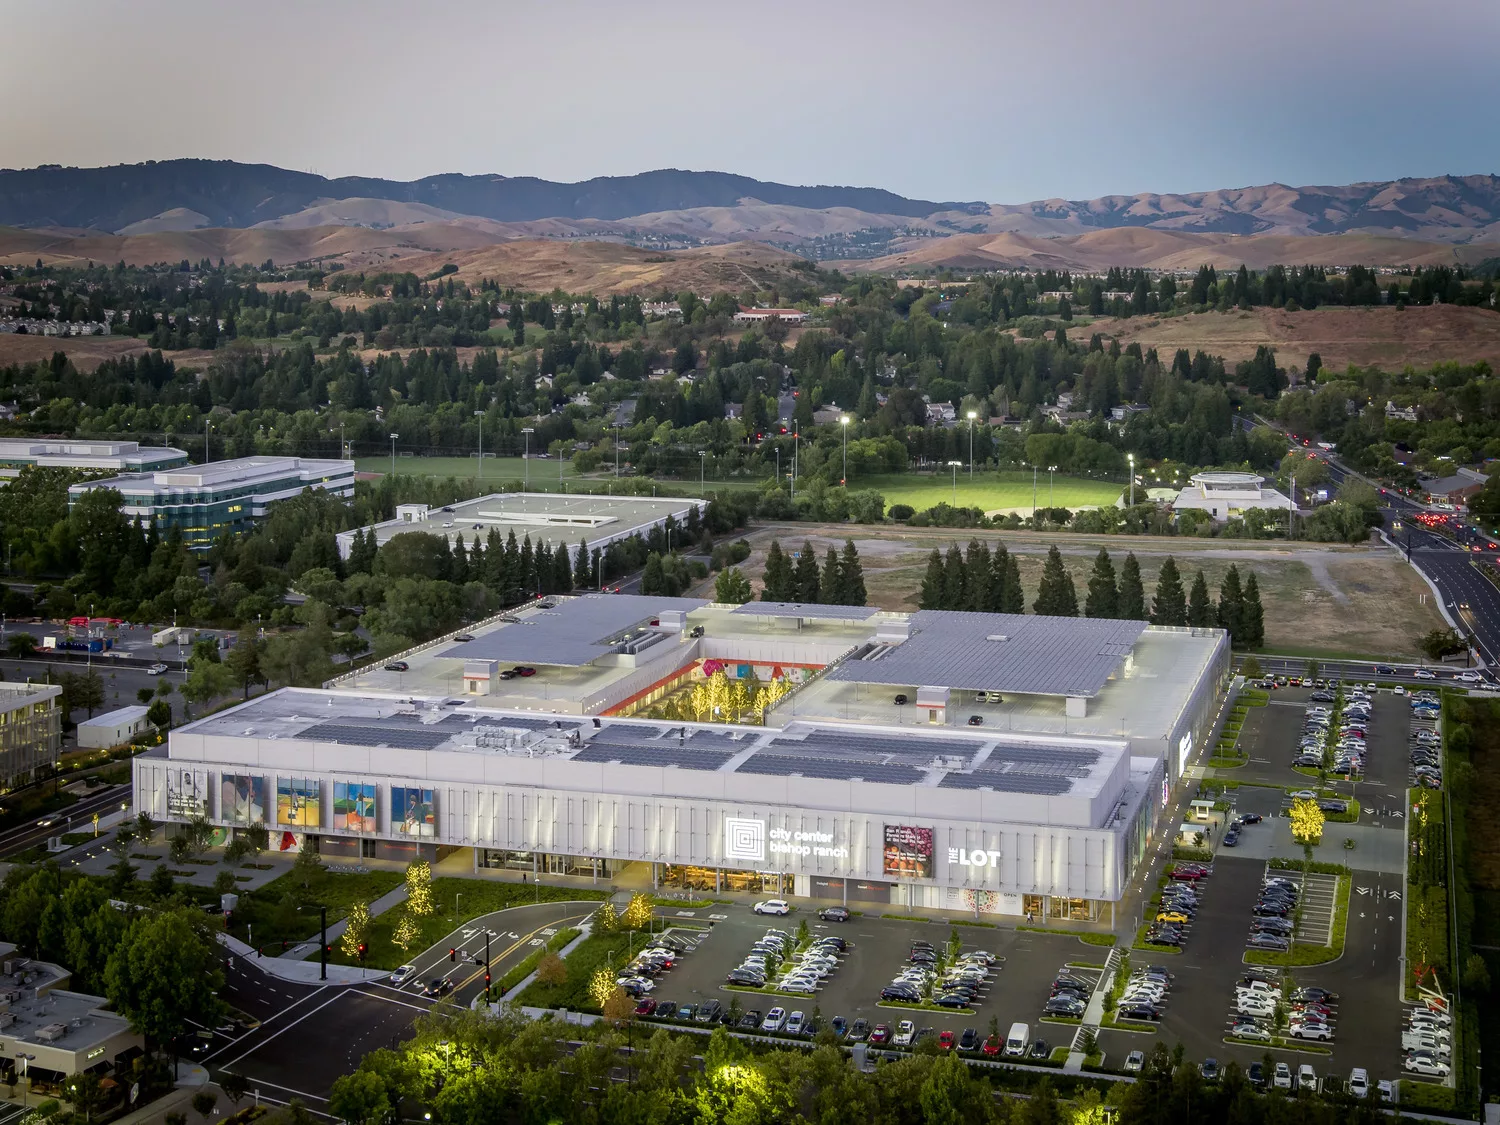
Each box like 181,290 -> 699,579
570,741 -> 736,771
736,753 -> 926,785
729,602 -> 881,621
301,722 -> 452,751
770,729 -> 978,763
825,610 -> 1146,698
938,771 -> 1075,796
937,742 -> 1101,795
441,594 -> 709,666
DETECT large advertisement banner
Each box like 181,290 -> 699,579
882,824 -> 934,879
220,774 -> 267,826
392,787 -> 436,838
167,768 -> 209,819
333,782 -> 377,834
277,777 -> 322,828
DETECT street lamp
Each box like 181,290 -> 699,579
1031,463 -> 1038,521
966,411 -> 977,479
613,423 -> 622,478
948,460 -> 962,505
521,427 -> 535,489
204,418 -> 212,464
389,433 -> 399,476
840,415 -> 849,485
1048,465 -> 1057,509
474,411 -> 485,482
699,450 -> 707,492
1127,452 -> 1135,506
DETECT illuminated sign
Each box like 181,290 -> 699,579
768,827 -> 847,860
883,824 -> 934,879
723,817 -> 766,864
948,846 -> 1003,868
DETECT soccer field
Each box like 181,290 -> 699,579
355,456 -> 578,487
857,471 -> 1123,513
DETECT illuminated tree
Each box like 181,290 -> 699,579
593,901 -> 618,932
621,892 -> 653,931
404,859 -> 434,917
587,968 -> 617,1008
1289,798 -> 1325,843
341,901 -> 371,960
391,911 -> 420,952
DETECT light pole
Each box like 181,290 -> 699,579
521,427 -> 534,489
1127,452 -> 1135,506
474,411 -> 484,483
948,460 -> 962,505
1031,464 -> 1038,521
1048,465 -> 1057,509
840,415 -> 850,486
613,423 -> 622,478
699,450 -> 707,492
389,433 -> 399,476
340,421 -> 346,461
774,446 -> 780,491
204,417 -> 211,464
791,427 -> 798,499
966,411 -> 977,480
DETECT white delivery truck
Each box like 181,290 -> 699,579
1005,1022 -> 1029,1057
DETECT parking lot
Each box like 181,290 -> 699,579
640,904 -> 1105,1057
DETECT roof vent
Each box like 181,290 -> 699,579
985,634 -> 1010,642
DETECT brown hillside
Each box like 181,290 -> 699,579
1085,305 -> 1500,372
0,333 -> 214,372
845,228 -> 1489,273
0,224 -> 434,268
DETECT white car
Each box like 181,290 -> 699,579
389,964 -> 418,987
892,1020 -> 916,1046
1289,790 -> 1317,800
761,1007 -> 786,1031
1414,669 -> 1437,680
1347,1069 -> 1369,1098
147,662 -> 169,675
1377,1080 -> 1396,1103
753,899 -> 790,916
1457,671 -> 1483,684
1273,1062 -> 1293,1089
616,975 -> 654,993
1229,1022 -> 1272,1043
1289,1022 -> 1333,1041
1404,1055 -> 1451,1077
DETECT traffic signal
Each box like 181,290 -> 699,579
449,948 -> 457,962
357,943 -> 367,961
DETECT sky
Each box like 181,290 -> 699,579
3,0 -> 1496,204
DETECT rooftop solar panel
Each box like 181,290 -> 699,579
736,754 -> 926,784
825,610 -> 1147,698
730,602 -> 882,621
441,594 -> 709,666
938,772 -> 1074,795
571,743 -> 734,770
301,722 -> 451,750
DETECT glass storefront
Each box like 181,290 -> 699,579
658,864 -> 787,894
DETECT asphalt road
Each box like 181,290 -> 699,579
0,782 -> 132,858
209,899 -> 599,1107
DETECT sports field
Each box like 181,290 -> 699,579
355,456 -> 578,487
855,471 -> 1123,513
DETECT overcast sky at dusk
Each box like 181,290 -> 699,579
3,0 -> 1496,203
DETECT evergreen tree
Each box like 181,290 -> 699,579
988,544 -> 1010,613
1151,556 -> 1187,626
1242,571 -> 1266,648
839,540 -> 867,607
1218,564 -> 1245,644
964,541 -> 991,612
641,553 -> 665,595
1001,551 -> 1023,613
792,542 -> 820,603
533,542 -> 551,594
918,549 -> 945,610
500,531 -> 521,600
1187,570 -> 1213,627
1118,552 -> 1146,620
1084,548 -> 1119,619
574,540 -> 592,589
820,546 -> 842,604
519,536 -> 536,597
941,545 -> 967,611
552,544 -> 573,593
761,540 -> 794,602
1033,545 -> 1079,617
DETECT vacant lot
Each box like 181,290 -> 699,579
0,333 -> 216,372
855,471 -> 1122,515
1083,304 -> 1500,373
722,525 -> 1444,659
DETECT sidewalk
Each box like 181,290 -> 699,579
217,932 -> 389,984
277,882 -> 408,961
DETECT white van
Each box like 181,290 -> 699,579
1005,1022 -> 1029,1057
1401,1030 -> 1450,1054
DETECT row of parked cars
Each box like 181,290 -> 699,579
614,931 -> 699,996
1293,687 -> 1374,777
1042,967 -> 1096,1020
1410,692 -> 1443,788
1244,873 -> 1300,953
724,927 -> 848,995
879,942 -> 996,1009
1142,861 -> 1211,948
1226,966 -> 1339,1042
1113,964 -> 1174,1023
1403,1002 -> 1453,1077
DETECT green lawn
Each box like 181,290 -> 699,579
856,471 -> 1123,513
226,868 -> 403,949
355,456 -> 579,486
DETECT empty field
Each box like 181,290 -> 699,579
356,456 -> 579,486
855,471 -> 1123,514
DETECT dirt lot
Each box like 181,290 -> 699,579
707,525 -> 1445,659
0,333 -> 215,372
1082,304 -> 1500,373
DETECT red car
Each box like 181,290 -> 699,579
1170,867 -> 1208,882
938,1031 -> 956,1052
869,1024 -> 892,1045
982,1034 -> 1002,1057
634,998 -> 657,1016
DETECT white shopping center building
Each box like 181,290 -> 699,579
135,595 -> 1230,924
1172,471 -> 1295,523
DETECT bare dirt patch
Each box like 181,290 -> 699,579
0,334 -> 214,372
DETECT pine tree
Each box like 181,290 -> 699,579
450,537 -> 469,585
1084,548 -> 1119,619
820,546 -> 842,604
1001,551 -> 1024,613
1118,552 -> 1146,620
574,540 -> 592,589
519,536 -> 537,596
533,541 -> 552,594
919,549 -> 945,610
839,540 -> 866,607
1218,564 -> 1245,645
641,553 -> 665,596
989,544 -> 1010,613
964,541 -> 991,612
1034,545 -> 1079,617
500,530 -> 521,600
1187,570 -> 1213,627
1242,571 -> 1266,648
762,540 -> 794,602
941,545 -> 967,610
552,544 -> 573,593
793,542 -> 820,603
1151,556 -> 1187,626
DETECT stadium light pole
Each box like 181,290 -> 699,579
1048,465 -> 1057,509
389,433 -> 399,476
966,411 -> 977,480
474,411 -> 484,483
521,427 -> 534,489
613,423 -> 622,478
1031,463 -> 1038,522
948,460 -> 962,505
1127,452 -> 1135,506
839,415 -> 849,486
699,450 -> 707,492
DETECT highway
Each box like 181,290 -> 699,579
0,782 -> 132,857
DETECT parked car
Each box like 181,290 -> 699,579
385,661 -> 409,672
818,906 -> 850,922
1124,1050 -> 1145,1073
753,899 -> 790,915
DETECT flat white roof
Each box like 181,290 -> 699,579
79,704 -> 150,728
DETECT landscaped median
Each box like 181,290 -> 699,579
1016,926 -> 1116,948
1208,689 -> 1267,768
497,927 -> 582,995
1244,863 -> 1350,968
1222,1032 -> 1332,1056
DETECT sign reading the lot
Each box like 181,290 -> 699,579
883,824 -> 934,879
768,827 -> 848,860
723,816 -> 766,863
949,845 -> 1002,868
